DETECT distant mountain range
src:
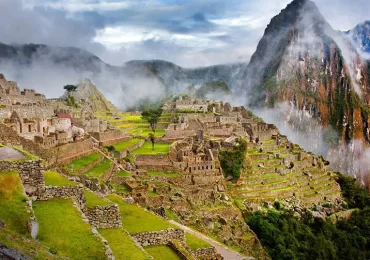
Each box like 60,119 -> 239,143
0,42 -> 247,106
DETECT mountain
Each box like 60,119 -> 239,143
63,79 -> 118,112
0,43 -> 246,109
239,0 -> 370,176
346,21 -> 370,57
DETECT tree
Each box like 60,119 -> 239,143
64,84 -> 77,95
219,139 -> 247,179
148,133 -> 155,151
141,107 -> 163,132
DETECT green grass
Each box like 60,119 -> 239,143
33,198 -> 106,260
0,228 -> 58,260
0,171 -> 30,235
44,171 -> 77,187
147,171 -> 181,177
83,158 -> 111,178
124,115 -> 145,122
99,228 -> 150,260
85,190 -> 111,207
106,194 -> 176,234
131,142 -> 170,155
116,170 -> 131,177
129,129 -> 165,138
68,153 -> 101,171
113,138 -> 142,151
185,233 -> 212,251
111,183 -> 131,194
145,245 -> 180,260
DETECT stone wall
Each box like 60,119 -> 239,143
84,204 -> 122,228
0,124 -> 48,159
51,138 -> 95,165
0,124 -> 96,165
37,186 -> 86,210
191,247 -> 222,260
90,130 -> 127,146
132,228 -> 185,246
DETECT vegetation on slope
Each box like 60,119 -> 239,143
0,171 -> 30,235
99,228 -> 150,260
247,173 -> 370,260
106,194 -> 177,234
145,245 -> 180,260
195,81 -> 231,98
33,198 -> 106,259
219,139 -> 247,179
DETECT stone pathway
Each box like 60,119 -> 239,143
168,220 -> 247,260
0,147 -> 27,160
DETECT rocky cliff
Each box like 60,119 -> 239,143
238,0 -> 370,181
241,0 -> 370,143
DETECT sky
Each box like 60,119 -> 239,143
0,0 -> 369,67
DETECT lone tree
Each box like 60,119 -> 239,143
64,84 -> 77,96
148,133 -> 155,151
141,107 -> 163,132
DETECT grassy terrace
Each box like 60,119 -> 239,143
113,138 -> 142,151
83,158 -> 111,178
129,128 -> 165,138
185,233 -> 211,250
148,171 -> 181,177
116,170 -> 132,177
99,228 -> 150,260
85,190 -> 111,207
33,198 -> 106,260
131,142 -> 170,155
145,245 -> 180,260
44,171 -> 77,187
68,153 -> 101,171
0,171 -> 30,235
0,228 -> 58,260
106,194 -> 177,234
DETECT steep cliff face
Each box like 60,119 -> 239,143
242,0 -> 370,145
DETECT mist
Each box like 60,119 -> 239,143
0,51 -> 166,110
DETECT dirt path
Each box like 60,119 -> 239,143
168,220 -> 248,260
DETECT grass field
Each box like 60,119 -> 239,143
33,198 -> 106,260
0,228 -> 58,260
113,138 -> 142,151
185,233 -> 211,250
0,171 -> 30,235
106,194 -> 176,234
116,170 -> 131,177
68,153 -> 101,171
85,190 -> 111,207
129,128 -> 165,138
131,142 -> 170,155
83,158 -> 111,178
99,228 -> 150,260
145,245 -> 180,260
44,171 -> 77,187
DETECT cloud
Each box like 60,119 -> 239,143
1,0 -> 370,68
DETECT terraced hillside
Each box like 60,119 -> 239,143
229,137 -> 342,210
